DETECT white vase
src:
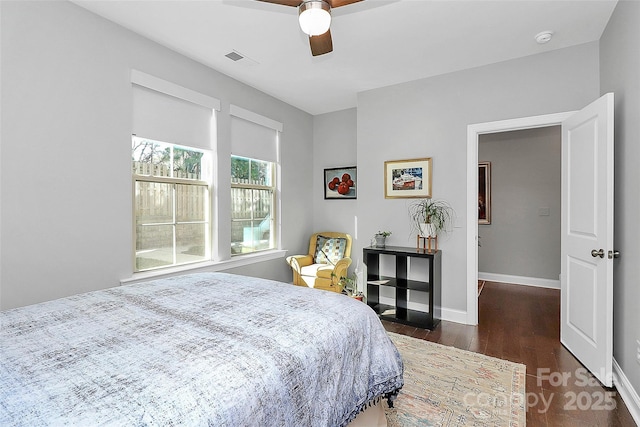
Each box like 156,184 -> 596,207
419,223 -> 437,237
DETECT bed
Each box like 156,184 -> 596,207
0,272 -> 403,426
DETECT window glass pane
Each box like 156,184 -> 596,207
253,188 -> 272,220
230,155 -> 275,256
135,181 -> 173,224
231,188 -> 252,219
135,224 -> 173,270
259,223 -> 271,248
231,220 -> 250,254
231,156 -> 250,184
231,219 -> 271,254
176,223 -> 207,263
231,189 -> 273,254
249,217 -> 272,251
174,147 -> 203,180
176,184 -> 207,222
132,138 -> 171,177
250,159 -> 271,186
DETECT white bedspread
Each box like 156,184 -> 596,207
0,272 -> 403,426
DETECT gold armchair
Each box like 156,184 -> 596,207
286,232 -> 352,293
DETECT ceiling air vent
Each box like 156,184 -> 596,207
224,50 -> 259,66
225,51 -> 243,61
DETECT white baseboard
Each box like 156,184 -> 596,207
613,358 -> 640,426
441,307 -> 468,324
478,272 -> 560,289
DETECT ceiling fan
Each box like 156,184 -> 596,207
257,0 -> 363,56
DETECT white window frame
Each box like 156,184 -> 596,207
132,137 -> 212,272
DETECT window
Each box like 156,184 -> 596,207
131,71 -> 219,273
132,136 -> 211,271
231,156 -> 275,255
229,104 -> 282,257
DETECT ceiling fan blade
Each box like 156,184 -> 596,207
327,0 -> 363,8
309,30 -> 333,56
256,0 -> 301,7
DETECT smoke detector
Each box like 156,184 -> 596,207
535,31 -> 554,44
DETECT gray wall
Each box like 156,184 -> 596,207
0,1 -> 314,309
600,0 -> 640,406
356,42 -> 600,314
478,127 -> 561,282
312,108 -> 358,243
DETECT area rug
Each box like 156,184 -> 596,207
385,332 -> 526,427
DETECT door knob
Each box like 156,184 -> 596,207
608,250 -> 620,259
591,249 -> 605,258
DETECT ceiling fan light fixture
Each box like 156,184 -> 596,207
298,1 -> 331,36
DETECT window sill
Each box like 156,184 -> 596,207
120,249 -> 288,286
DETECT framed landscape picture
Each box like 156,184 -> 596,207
478,161 -> 491,224
324,166 -> 357,199
384,158 -> 432,199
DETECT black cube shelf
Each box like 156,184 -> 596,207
364,245 -> 441,330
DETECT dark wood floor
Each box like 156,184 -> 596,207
382,281 -> 637,426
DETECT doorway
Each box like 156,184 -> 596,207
465,112 -> 574,325
477,126 -> 562,299
467,94 -> 615,388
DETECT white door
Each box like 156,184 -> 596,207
561,93 -> 614,387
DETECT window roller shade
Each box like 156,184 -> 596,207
230,115 -> 278,163
133,85 -> 212,150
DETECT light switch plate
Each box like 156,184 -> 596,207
538,207 -> 550,216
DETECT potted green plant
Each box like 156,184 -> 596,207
408,199 -> 455,237
337,274 -> 364,300
374,230 -> 392,247
339,274 -> 357,294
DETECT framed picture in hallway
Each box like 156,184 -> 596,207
478,161 -> 491,224
384,157 -> 432,198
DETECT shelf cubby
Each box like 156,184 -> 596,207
364,245 -> 441,329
